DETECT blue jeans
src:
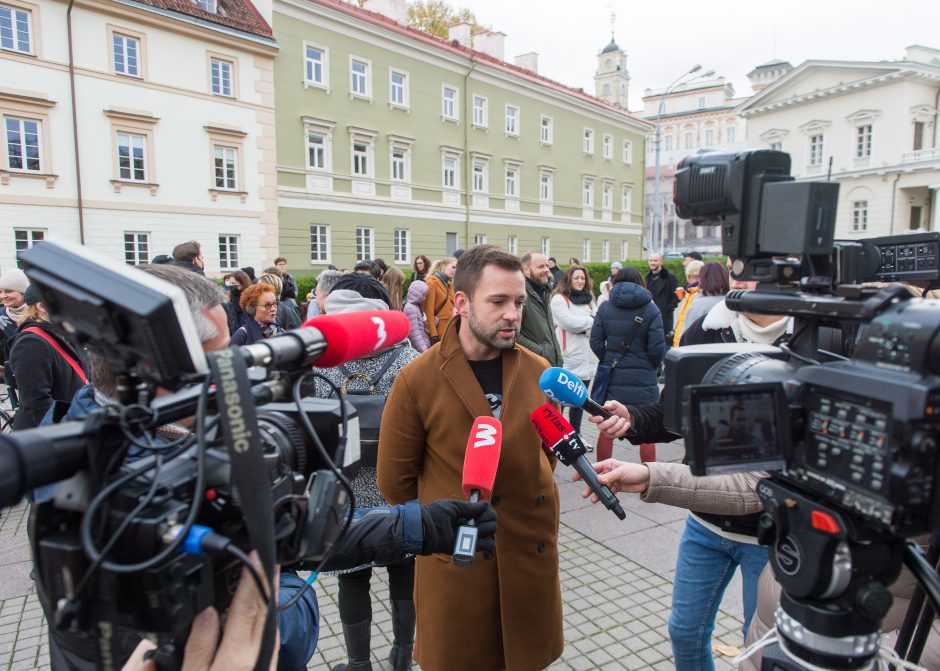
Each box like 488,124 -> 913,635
668,515 -> 768,671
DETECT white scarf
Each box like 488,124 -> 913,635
702,299 -> 791,344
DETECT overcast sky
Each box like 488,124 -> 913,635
458,0 -> 940,112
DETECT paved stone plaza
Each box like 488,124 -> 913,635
0,425 -> 745,670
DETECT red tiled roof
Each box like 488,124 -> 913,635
130,0 -> 273,40
310,0 -> 651,127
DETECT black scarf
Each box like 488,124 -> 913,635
566,290 -> 593,306
433,271 -> 450,287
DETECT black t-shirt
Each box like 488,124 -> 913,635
467,357 -> 503,419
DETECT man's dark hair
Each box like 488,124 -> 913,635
331,272 -> 392,307
263,265 -> 284,278
373,258 -> 388,274
274,256 -> 287,265
684,251 -> 704,261
612,266 -> 646,287
241,266 -> 256,282
454,244 -> 523,297
698,262 -> 730,296
172,240 -> 201,263
152,254 -> 173,265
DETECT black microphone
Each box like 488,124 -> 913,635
529,404 -> 626,520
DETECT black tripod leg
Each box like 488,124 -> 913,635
897,535 -> 940,663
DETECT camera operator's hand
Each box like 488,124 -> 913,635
421,500 -> 497,555
573,458 -> 650,501
589,401 -> 632,439
122,552 -> 279,671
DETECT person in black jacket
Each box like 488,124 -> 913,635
171,240 -> 206,276
645,253 -> 679,338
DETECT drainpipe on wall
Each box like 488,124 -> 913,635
889,172 -> 901,235
463,57 -> 477,249
66,0 -> 86,244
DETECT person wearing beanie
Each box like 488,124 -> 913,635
8,283 -> 87,429
547,257 -> 563,286
598,260 -> 623,306
324,273 -> 392,313
240,266 -> 257,283
0,269 -> 30,405
151,254 -> 173,265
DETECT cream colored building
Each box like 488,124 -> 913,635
0,0 -> 278,273
737,46 -> 940,237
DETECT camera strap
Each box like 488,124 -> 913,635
207,348 -> 277,670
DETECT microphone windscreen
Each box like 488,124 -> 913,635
539,367 -> 590,408
462,417 -> 502,499
529,402 -> 572,448
302,310 -> 410,368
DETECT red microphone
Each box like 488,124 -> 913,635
238,310 -> 411,370
454,417 -> 502,566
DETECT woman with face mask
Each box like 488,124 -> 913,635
222,271 -> 251,335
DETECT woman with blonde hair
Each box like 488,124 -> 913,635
672,259 -> 704,346
381,267 -> 405,311
423,257 -> 456,345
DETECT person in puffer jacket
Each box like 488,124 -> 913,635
404,280 -> 431,353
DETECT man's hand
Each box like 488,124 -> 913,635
573,458 -> 650,502
588,400 -> 632,438
421,500 -> 497,555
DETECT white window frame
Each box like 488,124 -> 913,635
621,184 -> 632,216
539,170 -> 552,202
393,228 -> 410,264
196,0 -> 217,13
390,145 -> 410,183
504,165 -> 518,198
310,224 -> 330,263
852,201 -> 868,232
602,240 -> 610,263
808,134 -> 824,166
306,128 -> 330,171
117,131 -> 147,182
472,160 -> 488,193
124,231 -> 150,265
349,56 -> 371,100
14,228 -> 44,267
442,153 -> 459,190
389,68 -> 409,109
473,234 -> 487,245
540,115 -> 553,145
602,181 -> 612,211
507,235 -> 517,255
442,85 -> 458,122
583,128 -> 594,154
582,177 -> 594,207
505,105 -> 519,137
112,33 -> 140,77
602,134 -> 613,160
351,138 -> 372,178
213,145 -> 237,190
0,3 -> 33,55
697,96 -> 706,109
683,131 -> 694,149
541,237 -> 550,257
304,43 -> 329,89
770,141 -> 782,152
210,57 -> 233,97
582,239 -> 591,262
4,116 -> 41,172
355,226 -> 374,261
620,241 -> 628,260
622,139 -> 632,164
664,134 -> 674,151
704,128 -> 714,146
855,124 -> 872,159
726,126 -> 736,143
218,234 -> 239,271
472,95 -> 487,128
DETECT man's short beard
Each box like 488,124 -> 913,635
467,307 -> 516,351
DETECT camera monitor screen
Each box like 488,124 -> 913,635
686,383 -> 789,476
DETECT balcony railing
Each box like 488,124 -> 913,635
902,147 -> 940,164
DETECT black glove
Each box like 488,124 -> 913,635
420,500 -> 497,556
429,336 -> 441,345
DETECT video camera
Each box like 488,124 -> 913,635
664,149 -> 940,670
0,240 -> 365,669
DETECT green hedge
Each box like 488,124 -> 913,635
575,260 -> 688,297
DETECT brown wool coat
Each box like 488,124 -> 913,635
377,317 -> 564,671
422,274 -> 455,339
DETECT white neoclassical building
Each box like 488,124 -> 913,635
0,0 -> 278,274
737,46 -> 940,237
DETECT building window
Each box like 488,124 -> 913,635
852,201 -> 868,232
307,131 -> 327,170
4,117 -> 40,171
195,0 -> 217,12
0,3 -> 31,54
350,58 -> 370,98
539,171 -> 552,202
602,134 -> 613,160
210,58 -> 233,97
602,240 -> 610,262
621,185 -> 632,215
442,155 -> 458,189
704,129 -> 714,146
472,96 -> 487,127
664,135 -> 673,151
472,161 -> 487,193
507,235 -> 517,255
310,225 -> 329,262
505,166 -> 518,197
620,241 -> 628,260
726,126 -> 736,143
218,234 -> 239,270
540,116 -> 552,144
770,141 -> 782,152
505,105 -> 519,136
582,178 -> 593,207
683,131 -> 694,149
391,146 -> 408,182
213,145 -> 236,189
394,229 -> 410,264
474,234 -> 487,245
541,237 -> 550,256
442,86 -> 458,120
113,34 -> 140,77
390,70 -> 408,108
355,227 -> 373,261
14,228 -> 43,268
124,232 -> 149,265
583,128 -> 594,154
352,140 -> 369,177
602,182 -> 612,210
622,139 -> 632,164
698,96 -> 705,109
305,44 -> 327,87
117,132 -> 146,181
809,134 -> 824,165
855,124 -> 872,158
914,121 -> 925,151
582,239 -> 591,262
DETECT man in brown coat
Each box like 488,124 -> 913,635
377,245 -> 564,671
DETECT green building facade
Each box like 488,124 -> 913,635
273,0 -> 651,272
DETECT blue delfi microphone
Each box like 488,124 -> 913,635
538,367 -> 614,421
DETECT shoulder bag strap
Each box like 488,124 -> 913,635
22,327 -> 88,384
610,304 -> 651,367
369,343 -> 407,387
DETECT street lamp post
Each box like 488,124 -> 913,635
650,65 -> 713,255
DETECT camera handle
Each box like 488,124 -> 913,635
895,535 -> 940,663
